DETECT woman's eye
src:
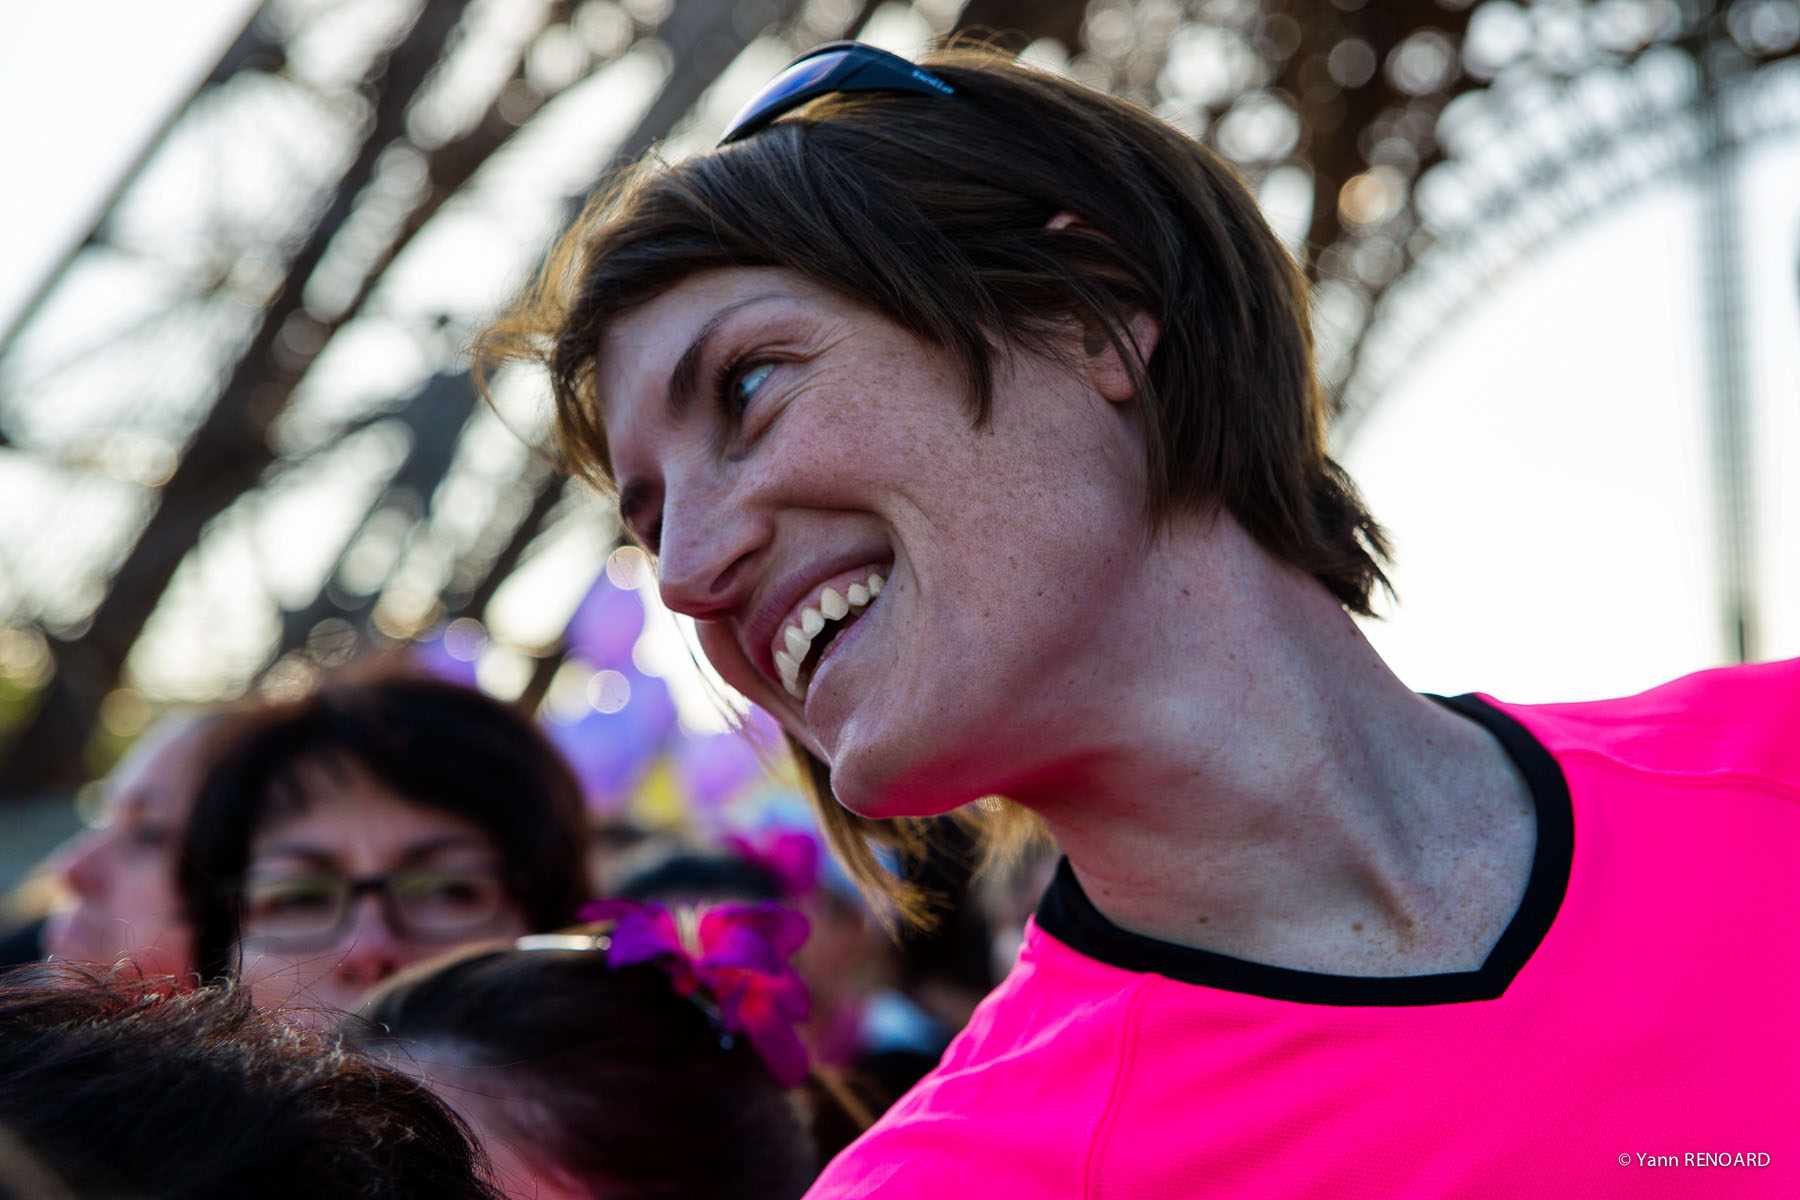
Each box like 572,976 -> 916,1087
127,824 -> 172,852
396,871 -> 502,915
416,878 -> 479,904
247,880 -> 338,917
728,362 -> 775,412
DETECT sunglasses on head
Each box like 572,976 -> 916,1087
718,40 -> 956,146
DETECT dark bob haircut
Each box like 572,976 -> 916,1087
352,941 -> 822,1200
0,967 -> 499,1200
475,44 -> 1391,919
181,669 -> 590,980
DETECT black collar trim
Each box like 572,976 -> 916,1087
1033,694 -> 1573,1006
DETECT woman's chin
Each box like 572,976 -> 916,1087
827,756 -> 980,823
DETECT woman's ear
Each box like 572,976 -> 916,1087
1083,309 -> 1161,405
1045,212 -> 1161,404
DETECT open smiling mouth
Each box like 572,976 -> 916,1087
773,569 -> 886,701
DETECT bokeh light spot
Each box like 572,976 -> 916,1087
443,617 -> 488,662
588,669 -> 632,714
606,545 -> 653,589
1339,166 -> 1408,227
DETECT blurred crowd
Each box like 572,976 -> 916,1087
0,602 -> 1058,1200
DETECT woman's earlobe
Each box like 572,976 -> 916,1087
1087,311 -> 1162,405
1045,212 -> 1162,403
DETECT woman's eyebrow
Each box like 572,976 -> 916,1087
246,846 -> 340,871
666,293 -> 785,417
247,837 -> 491,873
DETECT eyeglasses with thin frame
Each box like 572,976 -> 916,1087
238,865 -> 514,952
718,40 -> 955,146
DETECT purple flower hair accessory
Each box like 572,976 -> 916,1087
580,897 -> 813,1086
723,829 -> 821,900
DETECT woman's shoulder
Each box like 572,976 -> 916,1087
1476,657 -> 1800,789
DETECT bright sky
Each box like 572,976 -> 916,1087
1345,137 -> 1800,703
2,0 -> 1796,720
0,0 -> 261,340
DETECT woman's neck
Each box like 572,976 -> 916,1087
1013,521 -> 1537,977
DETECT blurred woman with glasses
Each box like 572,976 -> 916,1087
179,668 -> 589,1022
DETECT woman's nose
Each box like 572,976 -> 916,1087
653,480 -> 769,620
329,894 -> 407,988
54,832 -> 111,898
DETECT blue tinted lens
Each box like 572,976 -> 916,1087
722,49 -> 853,143
758,51 -> 849,107
719,42 -> 953,145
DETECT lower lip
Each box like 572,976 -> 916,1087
802,593 -> 880,716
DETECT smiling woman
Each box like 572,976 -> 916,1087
474,39 -> 1799,1200
595,267 -> 1170,831
479,40 -> 1387,923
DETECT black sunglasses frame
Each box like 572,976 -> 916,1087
718,40 -> 955,146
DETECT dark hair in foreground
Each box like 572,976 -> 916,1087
181,668 -> 590,979
475,45 -> 1391,918
0,967 -> 498,1200
352,942 -> 825,1200
614,851 -> 785,904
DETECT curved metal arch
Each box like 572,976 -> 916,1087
1333,58 -> 1800,444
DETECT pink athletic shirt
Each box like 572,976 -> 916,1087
808,661 -> 1800,1198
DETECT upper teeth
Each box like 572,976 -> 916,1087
775,570 -> 884,700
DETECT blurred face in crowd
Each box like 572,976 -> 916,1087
44,716 -> 212,977
236,756 -> 529,1020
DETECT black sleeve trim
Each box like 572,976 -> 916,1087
1033,694 -> 1574,1007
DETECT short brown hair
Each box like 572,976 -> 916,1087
476,44 -> 1389,921
182,668 -> 591,976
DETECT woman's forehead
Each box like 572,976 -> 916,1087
247,816 -> 497,867
600,268 -> 839,376
249,757 -> 494,851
